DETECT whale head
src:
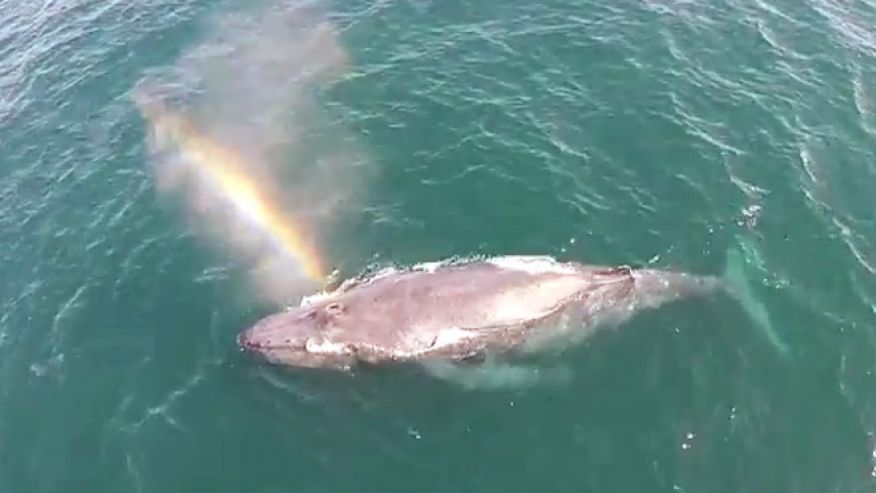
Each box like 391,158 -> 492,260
237,300 -> 354,369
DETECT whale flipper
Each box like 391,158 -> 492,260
419,357 -> 572,390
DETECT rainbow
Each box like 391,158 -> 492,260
136,96 -> 325,282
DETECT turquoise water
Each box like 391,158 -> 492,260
2,0 -> 875,491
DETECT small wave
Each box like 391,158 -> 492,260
831,215 -> 875,275
850,273 -> 876,318
812,0 -> 876,57
668,91 -> 745,156
559,190 -> 611,216
252,364 -> 323,404
755,21 -> 809,62
128,363 -> 212,432
851,66 -> 876,138
125,452 -> 145,493
752,0 -> 806,27
48,283 -> 89,355
797,141 -> 819,184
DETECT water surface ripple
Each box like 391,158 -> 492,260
1,0 -> 874,492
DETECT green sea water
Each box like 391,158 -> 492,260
1,0 -> 875,491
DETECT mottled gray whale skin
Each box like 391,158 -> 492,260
237,255 -> 721,371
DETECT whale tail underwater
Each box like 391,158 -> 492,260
721,238 -> 789,356
425,242 -> 788,390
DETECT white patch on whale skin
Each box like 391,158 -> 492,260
485,255 -> 577,275
305,338 -> 349,354
431,327 -> 476,348
398,327 -> 476,357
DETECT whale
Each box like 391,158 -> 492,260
237,255 -> 729,379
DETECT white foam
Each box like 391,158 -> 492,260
299,255 -> 572,308
409,260 -> 448,273
485,255 -> 575,275
408,255 -> 484,273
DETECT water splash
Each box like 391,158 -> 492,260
135,96 -> 325,282
131,3 -> 372,305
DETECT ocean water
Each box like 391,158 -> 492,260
1,0 -> 875,491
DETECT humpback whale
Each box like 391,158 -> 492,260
237,255 -> 727,376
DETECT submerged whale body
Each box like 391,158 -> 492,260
237,255 -> 724,375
